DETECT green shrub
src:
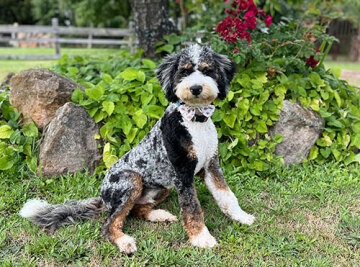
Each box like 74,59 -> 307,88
0,90 -> 39,173
203,1 -> 360,169
53,52 -> 168,172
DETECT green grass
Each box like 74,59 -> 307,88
325,61 -> 360,71
0,48 -> 126,81
1,162 -> 359,266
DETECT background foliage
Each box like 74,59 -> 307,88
0,0 -> 360,174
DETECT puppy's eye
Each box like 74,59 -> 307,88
202,68 -> 214,75
180,68 -> 193,74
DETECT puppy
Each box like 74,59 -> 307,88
20,44 -> 255,254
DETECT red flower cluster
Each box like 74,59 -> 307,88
216,0 -> 273,46
306,49 -> 321,68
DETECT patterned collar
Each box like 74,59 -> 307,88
177,101 -> 215,123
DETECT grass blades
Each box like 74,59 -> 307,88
1,162 -> 359,266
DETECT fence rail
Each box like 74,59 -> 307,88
0,18 -> 134,60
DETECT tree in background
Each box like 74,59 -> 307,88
131,0 -> 176,58
30,0 -> 131,28
0,0 -> 35,24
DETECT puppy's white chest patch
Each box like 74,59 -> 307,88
182,119 -> 218,174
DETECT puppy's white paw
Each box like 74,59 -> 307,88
233,212 -> 255,225
147,209 -> 178,222
114,235 -> 137,254
190,227 -> 218,248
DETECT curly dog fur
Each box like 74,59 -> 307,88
20,44 -> 255,254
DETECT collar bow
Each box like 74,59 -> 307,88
177,102 -> 215,122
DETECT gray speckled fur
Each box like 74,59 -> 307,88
101,104 -> 177,210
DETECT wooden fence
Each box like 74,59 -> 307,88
0,18 -> 134,60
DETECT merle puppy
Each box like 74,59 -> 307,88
20,44 -> 255,254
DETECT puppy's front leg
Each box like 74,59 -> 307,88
175,178 -> 218,248
204,154 -> 255,225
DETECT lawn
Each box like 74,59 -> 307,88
1,47 -> 360,88
1,162 -> 359,266
0,48 -> 125,81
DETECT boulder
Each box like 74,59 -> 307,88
9,68 -> 84,129
39,102 -> 102,177
269,100 -> 324,164
0,72 -> 14,93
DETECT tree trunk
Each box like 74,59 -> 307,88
131,0 -> 176,59
349,26 -> 360,62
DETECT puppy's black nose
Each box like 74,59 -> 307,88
190,85 -> 202,96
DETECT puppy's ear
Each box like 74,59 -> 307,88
156,52 -> 180,103
213,53 -> 236,100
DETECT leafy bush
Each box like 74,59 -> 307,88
0,90 -> 39,173
53,52 -> 168,172
1,1 -> 359,175
207,0 -> 360,169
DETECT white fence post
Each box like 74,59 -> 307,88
51,18 -> 61,56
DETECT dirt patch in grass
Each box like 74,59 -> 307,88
340,70 -> 360,87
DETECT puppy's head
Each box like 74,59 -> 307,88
156,44 -> 236,106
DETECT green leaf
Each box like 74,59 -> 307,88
156,44 -> 174,53
275,84 -> 286,97
126,128 -> 138,143
85,84 -> 104,101
309,146 -> 318,160
102,73 -> 113,83
26,155 -> 37,173
22,123 -> 38,138
223,113 -> 237,128
103,143 -> 118,169
120,116 -> 133,135
332,148 -> 342,161
133,110 -> 147,128
71,88 -> 84,103
145,105 -> 164,119
120,69 -> 138,81
332,66 -> 342,79
351,134 -> 360,149
228,138 -> 239,150
227,91 -> 235,101
319,108 -> 332,118
256,120 -> 268,133
137,71 -> 146,83
102,101 -> 115,116
320,147 -> 331,158
0,156 -> 13,170
0,125 -> 14,139
273,134 -> 282,143
94,111 -> 106,123
67,67 -> 79,75
142,59 -> 156,69
333,91 -> 342,107
352,122 -> 360,133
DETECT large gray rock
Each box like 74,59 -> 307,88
39,102 -> 102,177
269,100 -> 324,164
9,68 -> 84,129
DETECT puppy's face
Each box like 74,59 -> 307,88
156,45 -> 236,106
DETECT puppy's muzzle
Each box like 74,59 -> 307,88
190,85 -> 203,96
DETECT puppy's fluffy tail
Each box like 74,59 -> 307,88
19,197 -> 106,231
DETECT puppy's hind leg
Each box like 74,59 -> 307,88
131,189 -> 178,223
100,170 -> 143,254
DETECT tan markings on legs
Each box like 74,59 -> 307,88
207,154 -> 229,191
108,174 -> 143,243
131,189 -> 170,219
179,185 -> 205,239
196,168 -> 205,179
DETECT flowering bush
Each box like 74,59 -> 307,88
217,0 -> 272,44
206,0 -> 360,169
